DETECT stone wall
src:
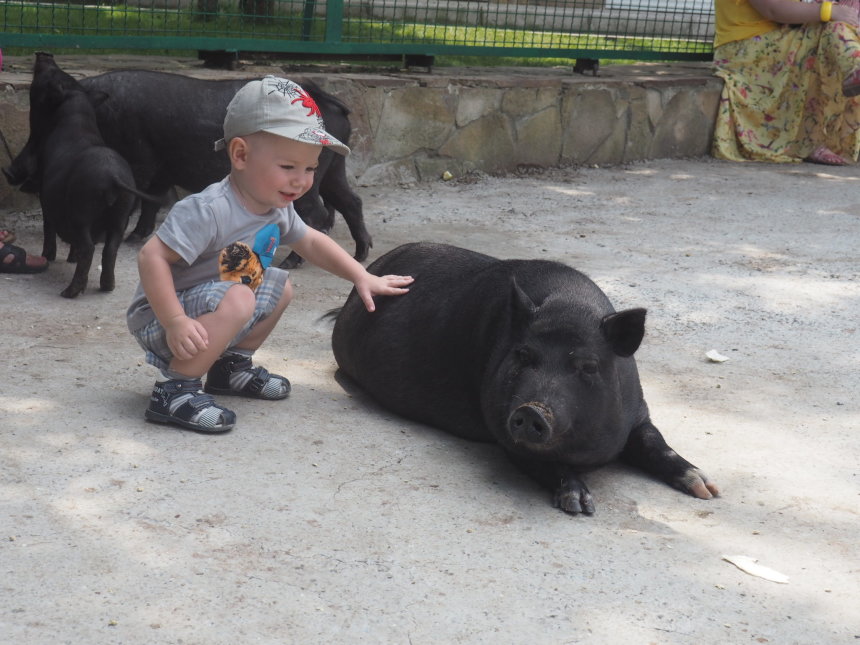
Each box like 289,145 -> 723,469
297,66 -> 722,186
0,59 -> 722,210
0,81 -> 36,211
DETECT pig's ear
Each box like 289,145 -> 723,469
86,89 -> 110,108
511,276 -> 537,322
600,308 -> 646,357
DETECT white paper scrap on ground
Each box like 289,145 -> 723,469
722,555 -> 789,584
706,349 -> 730,363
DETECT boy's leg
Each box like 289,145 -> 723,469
168,283 -> 257,378
205,276 -> 294,400
235,277 -> 293,352
138,282 -> 258,433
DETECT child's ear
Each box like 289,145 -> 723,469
228,137 -> 249,169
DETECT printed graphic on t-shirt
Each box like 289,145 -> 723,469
254,223 -> 280,269
218,241 -> 264,291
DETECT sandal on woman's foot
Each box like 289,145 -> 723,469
0,230 -> 16,244
0,242 -> 48,274
204,354 -> 291,400
145,378 -> 236,433
805,146 -> 849,166
844,69 -> 860,97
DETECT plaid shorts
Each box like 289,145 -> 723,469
132,268 -> 289,371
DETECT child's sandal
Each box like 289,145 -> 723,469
204,354 -> 291,400
145,379 -> 236,433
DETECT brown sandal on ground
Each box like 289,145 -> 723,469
805,146 -> 849,166
0,230 -> 16,245
0,242 -> 49,274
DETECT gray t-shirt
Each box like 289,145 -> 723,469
127,176 -> 308,332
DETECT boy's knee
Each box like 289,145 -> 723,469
220,283 -> 257,320
280,279 -> 294,307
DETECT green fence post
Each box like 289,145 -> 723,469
325,0 -> 343,44
302,0 -> 316,41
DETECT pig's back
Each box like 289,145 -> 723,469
332,242 -> 498,438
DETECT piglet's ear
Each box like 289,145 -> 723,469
86,89 -> 110,108
600,308 -> 646,357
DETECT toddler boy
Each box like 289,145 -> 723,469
127,76 -> 412,432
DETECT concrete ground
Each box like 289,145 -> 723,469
1,158 -> 858,644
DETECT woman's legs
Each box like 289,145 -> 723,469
713,23 -> 860,162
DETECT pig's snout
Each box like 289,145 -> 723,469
2,165 -> 21,185
509,402 -> 554,445
3,165 -> 39,193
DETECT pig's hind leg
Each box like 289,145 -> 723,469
125,197 -> 162,242
621,421 -> 719,500
320,165 -> 372,262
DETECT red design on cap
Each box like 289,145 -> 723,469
291,87 -> 322,119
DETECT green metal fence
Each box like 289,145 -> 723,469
0,0 -> 715,63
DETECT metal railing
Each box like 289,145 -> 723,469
0,0 -> 715,62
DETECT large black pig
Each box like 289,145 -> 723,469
4,69 -> 371,268
332,242 -> 719,515
25,53 -> 161,298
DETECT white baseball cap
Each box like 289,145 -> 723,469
214,75 -> 350,156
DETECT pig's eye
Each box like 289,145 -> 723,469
515,347 -> 533,365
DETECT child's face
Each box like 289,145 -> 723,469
229,132 -> 321,214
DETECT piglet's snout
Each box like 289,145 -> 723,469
508,402 -> 555,445
2,166 -> 22,185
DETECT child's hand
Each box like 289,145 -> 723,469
355,273 -> 414,312
164,314 -> 210,360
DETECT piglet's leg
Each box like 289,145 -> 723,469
507,454 -> 596,515
42,215 -> 57,262
621,421 -> 720,499
61,232 -> 94,298
62,261 -> 92,298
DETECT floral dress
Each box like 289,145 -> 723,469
712,21 -> 860,162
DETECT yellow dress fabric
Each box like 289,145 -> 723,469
712,2 -> 860,162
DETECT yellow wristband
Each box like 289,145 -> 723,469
820,1 -> 833,22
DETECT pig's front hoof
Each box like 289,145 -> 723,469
676,468 -> 720,500
278,252 -> 305,269
353,238 -> 372,263
554,477 -> 596,515
124,230 -> 149,244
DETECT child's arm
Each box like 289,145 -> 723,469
290,229 -> 413,312
138,236 -> 210,359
